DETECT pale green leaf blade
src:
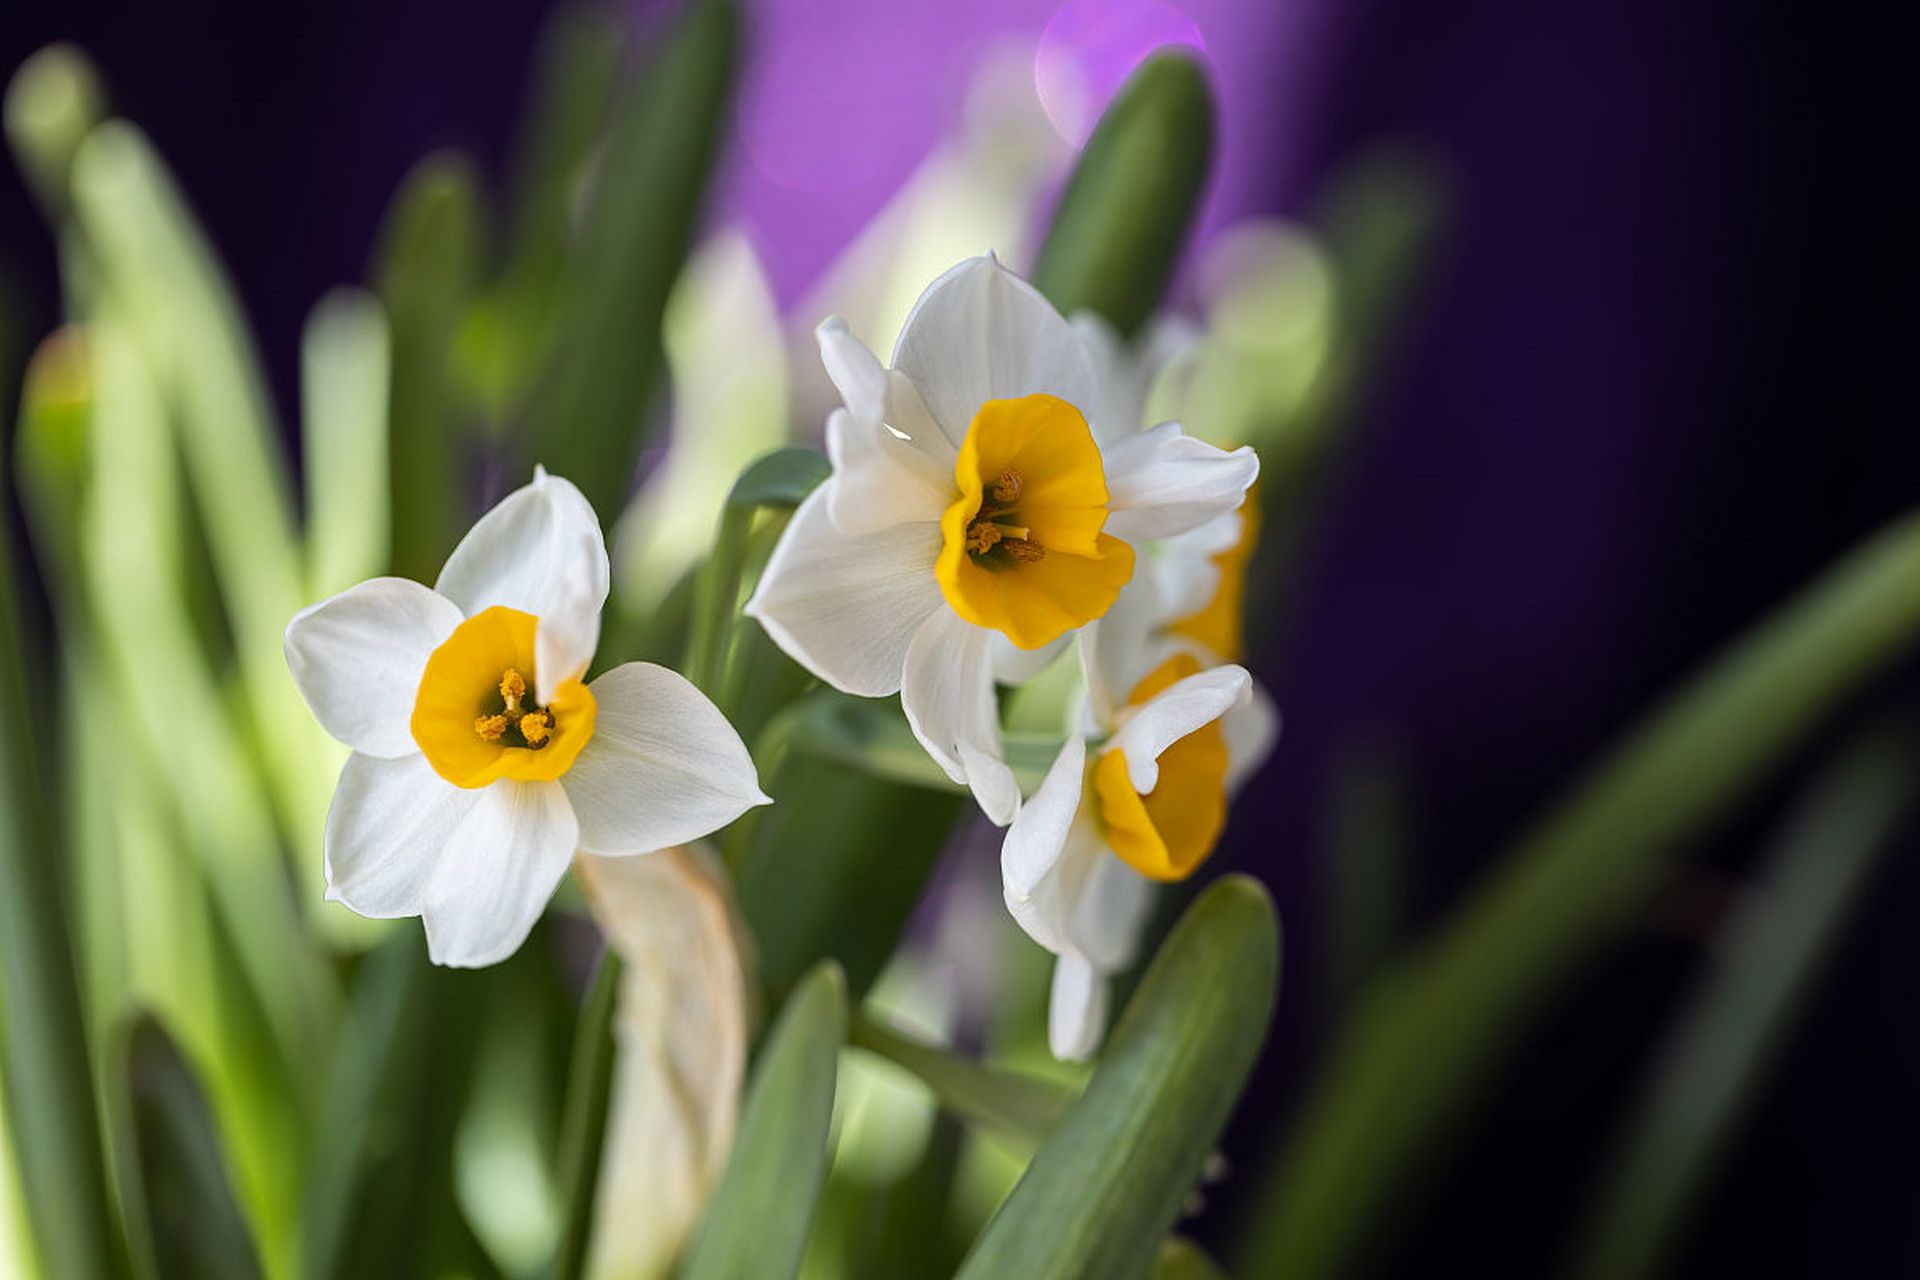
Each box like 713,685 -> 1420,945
955,876 -> 1280,1280
679,962 -> 846,1280
301,288 -> 391,595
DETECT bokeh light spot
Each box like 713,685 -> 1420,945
1034,0 -> 1208,147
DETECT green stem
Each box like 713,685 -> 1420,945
847,1012 -> 1077,1146
543,951 -> 622,1280
1234,508 -> 1920,1277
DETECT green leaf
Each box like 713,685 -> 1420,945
1152,1238 -> 1226,1280
108,1014 -> 263,1280
955,876 -> 1280,1280
300,933 -> 490,1280
1029,51 -> 1214,336
1568,725 -> 1916,1280
301,288 -> 391,595
1,414 -> 128,1280
3,43 -> 105,216
847,1012 -> 1076,1146
679,961 -> 846,1280
726,446 -> 831,512
543,951 -> 622,1280
372,151 -> 483,582
734,746 -> 964,1000
526,0 -> 739,518
684,448 -> 827,702
1235,508 -> 1920,1278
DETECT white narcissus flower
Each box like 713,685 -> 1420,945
746,255 -> 1259,825
284,469 -> 770,967
1002,394 -> 1279,1059
576,847 -> 747,1280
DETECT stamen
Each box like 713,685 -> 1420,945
519,710 -> 552,746
474,713 -> 508,741
1005,539 -> 1046,563
993,469 -> 1023,504
499,667 -> 527,711
966,521 -> 1003,555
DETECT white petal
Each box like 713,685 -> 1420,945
1066,849 -> 1155,973
562,663 -> 771,856
435,469 -> 610,700
1109,665 -> 1253,794
816,316 -> 889,425
989,631 -> 1070,686
891,255 -> 1097,450
823,407 -> 953,537
1224,681 -> 1281,794
1102,423 -> 1259,543
1148,510 -> 1241,622
421,780 -> 577,968
1002,734 -> 1087,918
1070,311 -> 1146,447
1049,954 -> 1109,1062
324,751 -> 480,917
745,486 -> 945,697
286,578 -> 462,757
901,607 -> 1018,824
1081,582 -> 1172,728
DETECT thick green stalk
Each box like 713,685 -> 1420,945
1236,509 -> 1920,1277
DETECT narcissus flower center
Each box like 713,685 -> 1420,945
411,605 -> 597,789
934,394 -> 1135,650
1090,652 -> 1231,882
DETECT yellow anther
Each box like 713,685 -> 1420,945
993,469 -> 1023,505
966,520 -> 1003,555
1005,539 -> 1046,563
519,710 -> 552,747
474,713 -> 509,741
499,667 -> 527,710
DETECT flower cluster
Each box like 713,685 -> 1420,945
284,255 -> 1273,1062
751,256 -> 1275,1057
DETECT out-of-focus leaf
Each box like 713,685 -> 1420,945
954,876 -> 1279,1280
372,151 -> 483,582
1029,52 -> 1214,337
3,43 -> 105,215
846,1013 -> 1075,1146
544,952 -> 623,1280
1236,509 -> 1920,1279
1569,726 -> 1915,1280
1,368 -> 127,1280
301,288 -> 391,595
488,2 -> 625,397
734,745 -> 964,1001
679,961 -> 846,1280
724,446 -> 831,513
300,932 -> 489,1280
575,849 -> 749,1280
68,121 -> 331,872
1324,738 -> 1406,1012
527,0 -> 739,517
1152,1238 -> 1226,1280
109,1014 -> 263,1280
615,233 -> 790,620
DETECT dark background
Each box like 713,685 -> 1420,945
3,0 -> 1914,1274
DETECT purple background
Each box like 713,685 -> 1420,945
3,0 -> 1915,1273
